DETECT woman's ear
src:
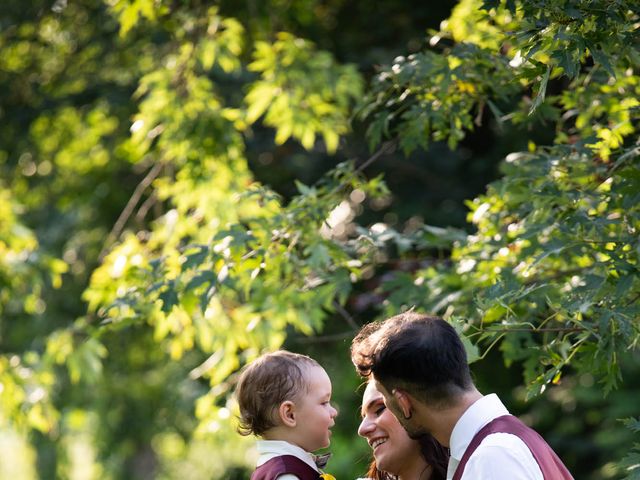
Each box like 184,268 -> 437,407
278,400 -> 297,427
393,389 -> 413,420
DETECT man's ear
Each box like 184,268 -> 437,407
278,400 -> 297,427
392,389 -> 413,420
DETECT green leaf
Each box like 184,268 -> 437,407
245,84 -> 276,124
589,47 -> 616,79
182,245 -> 209,270
621,418 -> 640,433
159,284 -> 179,313
529,65 -> 550,115
322,129 -> 340,154
185,271 -> 216,292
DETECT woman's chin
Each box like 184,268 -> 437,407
373,451 -> 392,471
375,459 -> 395,475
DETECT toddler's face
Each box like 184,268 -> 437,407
295,366 -> 338,451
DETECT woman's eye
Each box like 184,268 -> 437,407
375,405 -> 386,416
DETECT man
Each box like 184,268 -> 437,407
350,311 -> 573,479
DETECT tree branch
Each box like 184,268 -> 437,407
355,139 -> 397,174
99,161 -> 164,261
483,326 -> 587,333
135,191 -> 158,224
333,300 -> 361,330
290,331 -> 356,344
522,267 -> 586,285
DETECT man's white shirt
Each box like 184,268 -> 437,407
446,394 -> 544,480
255,440 -> 320,480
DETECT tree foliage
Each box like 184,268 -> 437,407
1,0 -> 639,478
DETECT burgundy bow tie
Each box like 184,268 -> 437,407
314,452 -> 332,469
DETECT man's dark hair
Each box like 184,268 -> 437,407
235,350 -> 320,436
351,312 -> 473,406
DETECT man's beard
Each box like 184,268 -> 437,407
398,416 -> 429,440
407,426 -> 430,440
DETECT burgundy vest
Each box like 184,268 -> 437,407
452,415 -> 573,480
251,455 -> 321,480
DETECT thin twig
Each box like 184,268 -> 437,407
135,191 -> 158,223
355,139 -> 397,174
522,267 -> 585,285
476,332 -> 506,361
474,100 -> 485,126
290,331 -> 355,343
581,238 -> 635,244
484,327 -> 587,333
99,161 -> 164,261
189,349 -> 224,380
537,311 -> 560,330
626,292 -> 640,307
333,300 -> 360,330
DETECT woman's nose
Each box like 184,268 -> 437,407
358,416 -> 375,437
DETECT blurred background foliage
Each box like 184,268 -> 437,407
1,0 -> 639,479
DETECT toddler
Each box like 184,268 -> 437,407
236,350 -> 338,480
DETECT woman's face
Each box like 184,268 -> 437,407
358,381 -> 423,475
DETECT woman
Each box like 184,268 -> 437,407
358,381 -> 448,480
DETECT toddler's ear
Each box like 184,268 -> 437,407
278,400 -> 297,427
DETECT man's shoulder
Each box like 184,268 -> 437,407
465,435 -> 544,479
476,431 -> 538,451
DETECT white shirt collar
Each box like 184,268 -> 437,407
449,394 -> 510,461
256,439 -> 319,472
